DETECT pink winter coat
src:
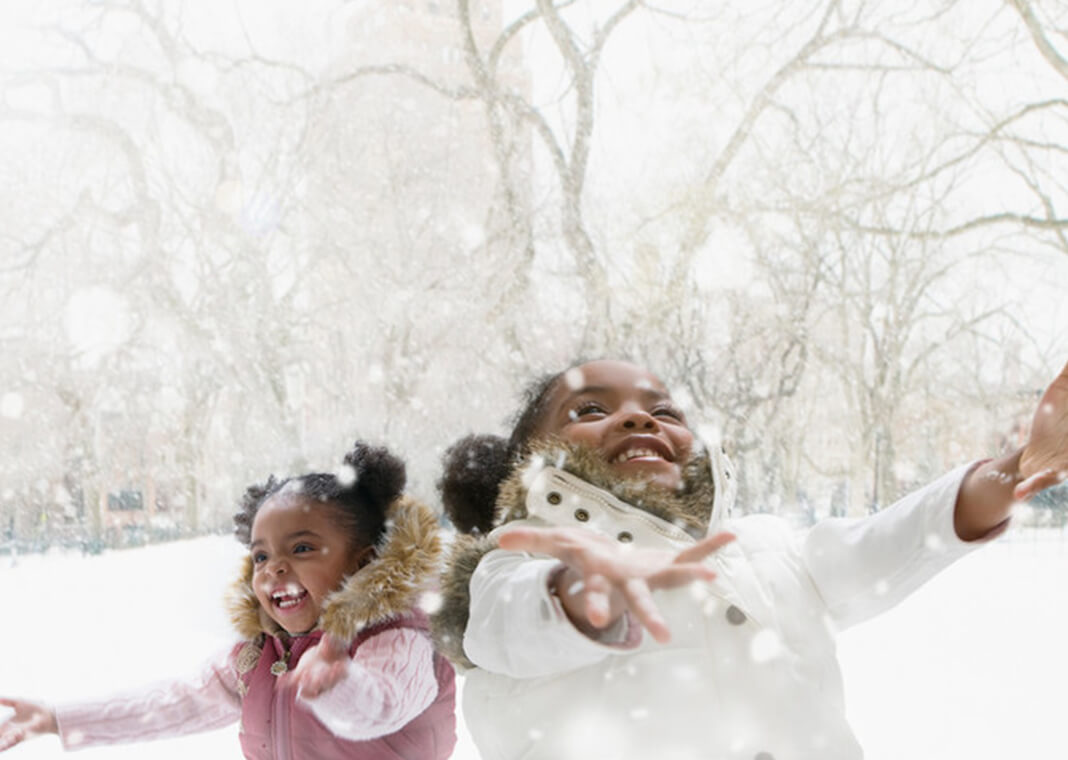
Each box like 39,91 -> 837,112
235,613 -> 455,760
55,495 -> 457,759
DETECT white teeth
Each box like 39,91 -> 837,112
615,448 -> 663,463
271,587 -> 306,606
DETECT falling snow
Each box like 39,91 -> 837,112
1,0 -> 1067,757
749,629 -> 784,663
419,590 -> 444,615
0,392 -> 23,420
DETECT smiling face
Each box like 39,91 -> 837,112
534,360 -> 695,491
249,493 -> 366,635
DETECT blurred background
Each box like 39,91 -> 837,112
1,0 -> 1066,551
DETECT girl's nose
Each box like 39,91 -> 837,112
268,557 -> 290,575
619,408 -> 658,430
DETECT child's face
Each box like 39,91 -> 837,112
534,359 -> 695,491
249,494 -> 364,635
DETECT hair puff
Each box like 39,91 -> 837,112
233,442 -> 406,554
438,434 -> 512,534
343,442 -> 406,509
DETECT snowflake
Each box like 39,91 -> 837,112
335,463 -> 357,487
564,367 -> 585,390
413,589 -> 444,616
0,392 -> 24,420
749,629 -> 783,663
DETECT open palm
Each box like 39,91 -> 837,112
1016,359 -> 1068,501
0,698 -> 56,753
498,526 -> 734,643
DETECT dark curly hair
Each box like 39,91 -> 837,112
234,442 -> 406,556
438,367 -> 573,535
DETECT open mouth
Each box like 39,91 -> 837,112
615,447 -> 667,463
271,587 -> 308,610
609,436 -> 674,465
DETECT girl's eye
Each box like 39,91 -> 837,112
570,402 -> 606,419
654,406 -> 684,421
293,543 -> 313,554
253,552 -> 268,564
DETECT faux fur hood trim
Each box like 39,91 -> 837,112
431,532 -> 498,669
227,495 -> 442,641
495,438 -> 718,538
431,439 -> 730,668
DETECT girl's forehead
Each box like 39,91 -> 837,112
252,491 -> 334,534
561,360 -> 670,395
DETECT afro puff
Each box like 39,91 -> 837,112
233,442 -> 406,555
437,370 -> 566,535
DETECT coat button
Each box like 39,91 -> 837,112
726,605 -> 747,625
547,491 -> 562,505
617,531 -> 633,543
574,508 -> 589,522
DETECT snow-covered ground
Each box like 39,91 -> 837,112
1,529 -> 1065,759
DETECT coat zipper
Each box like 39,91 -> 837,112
273,670 -> 292,760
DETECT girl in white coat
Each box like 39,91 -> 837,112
432,359 -> 1068,760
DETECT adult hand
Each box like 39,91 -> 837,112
498,527 -> 735,644
291,634 -> 350,699
0,697 -> 57,752
1015,359 -> 1068,501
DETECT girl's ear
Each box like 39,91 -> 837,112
348,544 -> 376,573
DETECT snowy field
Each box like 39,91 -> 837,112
1,529 -> 1066,759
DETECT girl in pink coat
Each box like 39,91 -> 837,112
0,442 -> 457,760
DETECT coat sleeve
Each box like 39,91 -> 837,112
462,548 -> 639,678
299,627 -> 439,741
801,462 -> 1005,630
54,647 -> 242,750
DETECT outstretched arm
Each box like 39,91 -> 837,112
36,649 -> 241,751
955,359 -> 1068,540
0,698 -> 57,753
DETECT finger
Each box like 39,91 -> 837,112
304,661 -> 346,700
584,573 -> 612,628
324,661 -> 348,691
0,728 -> 24,752
320,634 -> 347,659
1014,468 -> 1066,501
298,664 -> 325,698
498,527 -> 575,559
622,578 -> 671,644
673,532 -> 735,564
647,563 -> 717,590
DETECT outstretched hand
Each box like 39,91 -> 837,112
1015,358 -> 1068,501
0,697 -> 57,753
291,634 -> 350,699
498,526 -> 735,644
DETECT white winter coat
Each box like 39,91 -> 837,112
461,456 -> 988,760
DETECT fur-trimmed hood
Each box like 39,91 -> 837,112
228,495 -> 442,641
492,437 -> 733,538
431,438 -> 736,667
